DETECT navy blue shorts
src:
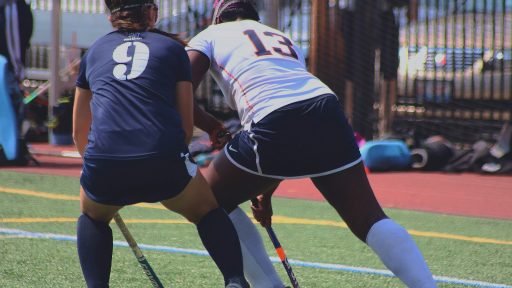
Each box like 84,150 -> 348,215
225,94 -> 362,179
80,153 -> 197,206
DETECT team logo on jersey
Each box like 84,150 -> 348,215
124,33 -> 143,41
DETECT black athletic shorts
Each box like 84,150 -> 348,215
80,153 -> 196,206
225,94 -> 362,179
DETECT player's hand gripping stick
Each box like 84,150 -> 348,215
251,199 -> 300,288
209,126 -> 232,150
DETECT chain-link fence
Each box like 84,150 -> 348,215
308,0 -> 511,144
25,0 -> 312,118
25,0 -> 512,144
394,0 -> 511,144
30,0 -> 106,13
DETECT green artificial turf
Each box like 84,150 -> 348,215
1,170 -> 511,287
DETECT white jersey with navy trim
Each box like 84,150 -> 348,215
187,20 -> 334,128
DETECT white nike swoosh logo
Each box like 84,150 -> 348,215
228,145 -> 238,153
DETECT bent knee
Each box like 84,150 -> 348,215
182,192 -> 219,224
80,211 -> 113,224
183,207 -> 218,224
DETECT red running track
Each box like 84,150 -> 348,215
2,143 -> 511,220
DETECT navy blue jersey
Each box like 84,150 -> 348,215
76,30 -> 191,159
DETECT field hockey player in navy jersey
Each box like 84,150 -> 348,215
73,1 -> 249,287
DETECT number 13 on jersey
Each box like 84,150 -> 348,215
243,29 -> 298,60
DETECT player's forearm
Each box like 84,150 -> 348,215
188,50 -> 220,133
73,134 -> 88,158
176,82 -> 194,145
193,103 -> 224,134
72,117 -> 90,157
72,88 -> 92,158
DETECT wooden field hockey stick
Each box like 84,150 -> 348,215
251,199 -> 300,288
113,213 -> 165,288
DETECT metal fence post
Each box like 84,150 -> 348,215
264,0 -> 279,29
49,0 -> 61,145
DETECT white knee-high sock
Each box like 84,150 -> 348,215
229,207 -> 285,288
366,219 -> 437,288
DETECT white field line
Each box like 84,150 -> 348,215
1,228 -> 511,288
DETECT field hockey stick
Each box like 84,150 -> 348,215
28,148 -> 81,158
251,199 -> 300,288
24,59 -> 80,105
113,213 -> 165,288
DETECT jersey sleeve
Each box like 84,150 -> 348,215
186,27 -> 214,62
75,53 -> 90,90
175,45 -> 192,82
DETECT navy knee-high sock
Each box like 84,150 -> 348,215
77,213 -> 113,288
196,208 -> 245,285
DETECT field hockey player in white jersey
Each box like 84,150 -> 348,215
186,1 -> 437,287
